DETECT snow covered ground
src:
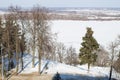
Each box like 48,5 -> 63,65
5,20 -> 119,80
51,20 -> 120,53
19,53 -> 120,80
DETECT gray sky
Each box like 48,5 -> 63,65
0,0 -> 120,8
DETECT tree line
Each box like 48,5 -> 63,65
0,6 -> 79,78
0,6 -> 53,77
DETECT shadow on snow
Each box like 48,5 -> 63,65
52,72 -> 109,80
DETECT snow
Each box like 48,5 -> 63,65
47,63 -> 109,77
52,8 -> 120,20
18,53 -> 120,80
51,20 -> 120,53
56,8 -> 120,15
88,16 -> 120,19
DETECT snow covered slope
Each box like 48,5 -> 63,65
18,53 -> 120,80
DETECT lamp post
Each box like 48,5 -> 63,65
1,44 -> 4,80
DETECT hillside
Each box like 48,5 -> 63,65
8,53 -> 118,80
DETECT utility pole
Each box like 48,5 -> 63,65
1,43 -> 4,80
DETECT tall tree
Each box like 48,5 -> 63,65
4,14 -> 16,71
108,35 -> 120,80
31,6 -> 52,74
2,8 -> 25,74
11,6 -> 30,71
79,27 -> 99,72
108,42 -> 118,80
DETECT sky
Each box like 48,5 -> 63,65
0,0 -> 120,8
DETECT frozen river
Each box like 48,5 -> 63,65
51,20 -> 120,53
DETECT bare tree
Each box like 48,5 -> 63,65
113,35 -> 120,74
114,53 -> 120,73
45,41 -> 57,61
108,42 -> 119,80
4,14 -> 14,71
8,6 -> 29,71
7,7 -> 22,74
31,6 -> 52,74
56,42 -> 66,63
95,46 -> 110,66
65,46 -> 78,65
0,6 -> 27,75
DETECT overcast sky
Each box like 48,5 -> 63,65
0,0 -> 120,8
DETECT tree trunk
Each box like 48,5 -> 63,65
38,48 -> 41,74
32,47 -> 35,68
20,40 -> 24,70
109,65 -> 113,80
8,51 -> 11,71
58,53 -> 62,63
38,57 -> 41,74
21,52 -> 24,70
7,29 -> 11,71
88,63 -> 90,72
16,37 -> 19,74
